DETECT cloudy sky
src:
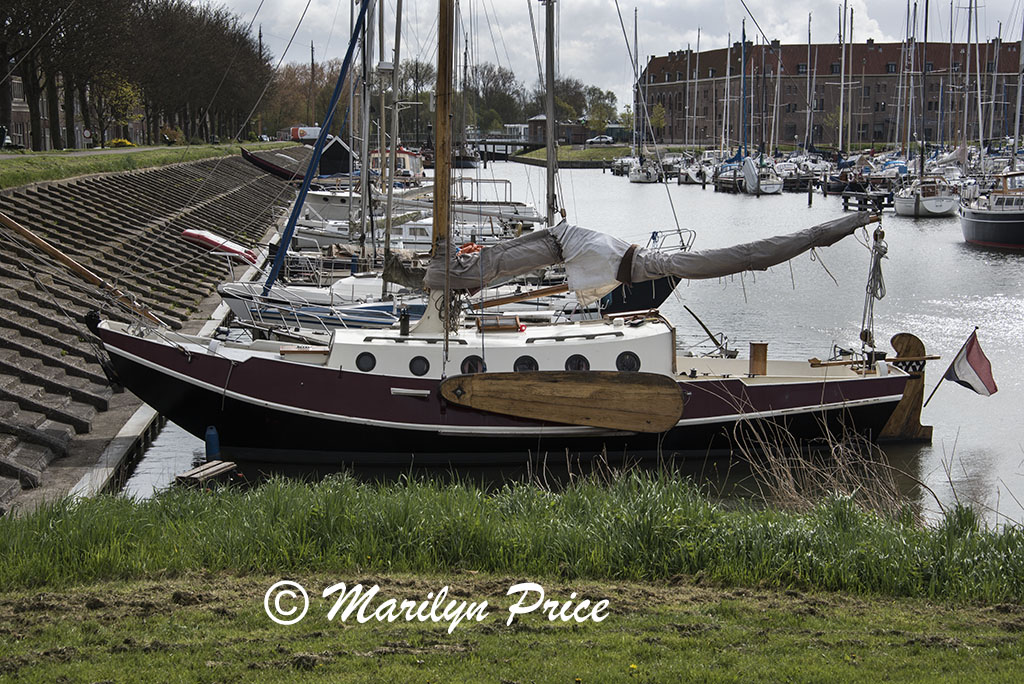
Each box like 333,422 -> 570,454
224,0 -> 1024,108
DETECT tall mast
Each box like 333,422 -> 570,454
963,0 -> 970,154
722,35 -> 730,154
433,0 -> 453,255
920,0 -> 928,178
974,0 -> 984,153
846,8 -> 854,153
741,19 -> 747,157
544,0 -> 557,226
382,0 -> 403,299
989,23 -> 1001,145
633,8 -> 638,155
838,1 -> 846,155
805,14 -> 811,149
1013,9 -> 1024,171
359,2 -> 375,261
693,28 -> 701,146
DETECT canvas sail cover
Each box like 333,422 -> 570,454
423,213 -> 875,303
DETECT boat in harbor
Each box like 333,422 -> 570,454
959,171 -> 1024,248
93,0 -> 917,466
893,176 -> 958,218
741,157 -> 783,195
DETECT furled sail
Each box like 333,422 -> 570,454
424,212 -> 875,303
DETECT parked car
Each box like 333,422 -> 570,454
586,135 -> 613,145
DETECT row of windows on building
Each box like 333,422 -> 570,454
653,59 -> 996,83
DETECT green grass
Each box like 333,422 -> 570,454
1,571 -> 1022,682
1,474 -> 1022,604
0,142 -> 294,189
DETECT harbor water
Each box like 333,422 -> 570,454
125,161 -> 1024,525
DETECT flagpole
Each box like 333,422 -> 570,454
922,326 -> 977,408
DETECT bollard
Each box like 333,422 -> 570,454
748,342 -> 768,376
205,426 -> 221,460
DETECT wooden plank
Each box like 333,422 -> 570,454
176,460 -> 237,486
475,284 -> 569,309
440,371 -> 683,433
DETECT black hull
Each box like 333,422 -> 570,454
959,207 -> 1024,249
241,147 -> 304,182
605,276 -> 679,314
101,329 -> 905,467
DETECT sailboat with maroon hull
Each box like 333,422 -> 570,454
95,0 -> 911,466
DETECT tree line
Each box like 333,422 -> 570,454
262,55 -> 624,145
2,0 -> 624,151
1,0 -> 270,150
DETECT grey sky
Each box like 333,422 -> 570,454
226,0 -> 1024,111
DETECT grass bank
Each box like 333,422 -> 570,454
1,474 -> 1022,603
1,570 -> 1021,682
0,142 -> 294,189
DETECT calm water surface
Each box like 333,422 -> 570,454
125,161 -> 1024,524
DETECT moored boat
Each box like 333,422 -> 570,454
959,171 -> 1024,248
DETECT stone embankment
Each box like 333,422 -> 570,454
0,153 -> 296,512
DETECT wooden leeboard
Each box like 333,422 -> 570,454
440,371 -> 684,433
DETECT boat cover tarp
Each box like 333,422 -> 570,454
424,212 -> 875,304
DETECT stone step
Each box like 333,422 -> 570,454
0,475 -> 21,516
0,443 -> 56,488
0,289 -> 82,338
0,330 -> 107,385
0,380 -> 92,434
0,310 -> 99,364
0,354 -> 110,411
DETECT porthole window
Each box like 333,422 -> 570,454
355,352 -> 376,372
513,355 -> 539,372
461,355 -> 487,374
409,356 -> 430,376
565,354 -> 590,371
616,351 -> 641,372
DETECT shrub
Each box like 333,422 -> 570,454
108,138 -> 135,148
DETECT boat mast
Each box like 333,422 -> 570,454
693,28 -> 701,147
382,0 -> 403,299
722,35 -> 730,155
359,2 -> 375,264
1013,9 -> 1024,172
974,1 -> 985,154
633,7 -> 638,156
805,14 -> 811,150
920,0 -> 928,179
838,0 -> 846,156
846,7 -> 853,153
262,0 -> 373,296
988,23 -> 1001,145
544,0 -> 557,226
741,19 -> 747,157
963,0 -> 971,158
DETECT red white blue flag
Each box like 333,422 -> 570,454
944,330 -> 998,397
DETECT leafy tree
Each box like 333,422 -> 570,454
650,103 -> 666,135
89,73 -> 142,147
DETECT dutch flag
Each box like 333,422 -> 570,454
943,329 -> 998,397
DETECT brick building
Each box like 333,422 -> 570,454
4,75 -> 145,150
638,38 -> 1022,150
